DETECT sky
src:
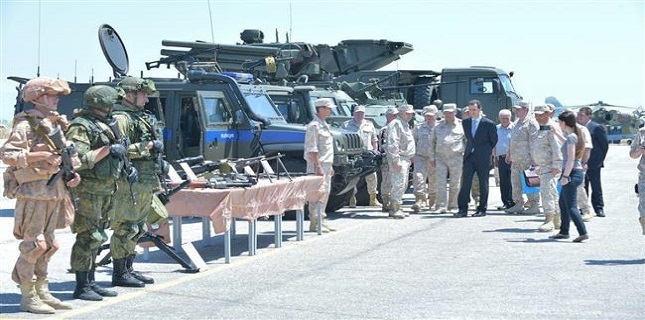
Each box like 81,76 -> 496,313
0,0 -> 643,121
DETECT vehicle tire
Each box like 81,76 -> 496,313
409,77 -> 438,108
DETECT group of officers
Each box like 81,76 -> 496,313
308,97 -> 614,236
1,76 -> 166,314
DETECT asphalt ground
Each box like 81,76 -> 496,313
0,145 -> 643,319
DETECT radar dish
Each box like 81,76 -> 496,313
98,24 -> 129,77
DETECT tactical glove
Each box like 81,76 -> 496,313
126,166 -> 139,184
109,144 -> 127,157
151,140 -> 164,153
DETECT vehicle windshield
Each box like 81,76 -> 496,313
499,74 -> 516,95
310,91 -> 357,116
243,90 -> 286,123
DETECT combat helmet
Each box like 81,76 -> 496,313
22,77 -> 71,102
116,76 -> 156,94
83,85 -> 123,112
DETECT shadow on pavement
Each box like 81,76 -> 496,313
584,259 -> 645,266
482,228 -> 538,233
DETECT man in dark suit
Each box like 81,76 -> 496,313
577,107 -> 609,217
456,100 -> 498,217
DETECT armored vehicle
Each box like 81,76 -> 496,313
8,25 -> 376,213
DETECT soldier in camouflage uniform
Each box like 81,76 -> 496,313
343,105 -> 380,207
386,104 -> 416,218
110,77 -> 163,287
505,102 -> 540,214
378,107 -> 399,212
629,125 -> 645,235
430,104 -> 465,213
530,105 -> 562,232
66,85 -> 133,301
411,105 -> 438,213
305,98 -> 337,232
1,77 -> 81,314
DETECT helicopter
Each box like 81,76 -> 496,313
545,97 -> 643,144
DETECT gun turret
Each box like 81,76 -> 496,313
146,31 -> 413,83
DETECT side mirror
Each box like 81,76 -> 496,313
234,110 -> 245,126
287,100 -> 300,122
493,79 -> 501,93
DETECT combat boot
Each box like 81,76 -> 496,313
35,279 -> 72,310
369,193 -> 382,207
88,269 -> 117,297
524,203 -> 541,215
554,212 -> 562,230
426,193 -> 436,211
73,271 -> 103,301
411,194 -> 426,213
349,195 -> 357,208
381,195 -> 390,212
639,217 -> 645,235
581,211 -> 594,222
538,213 -> 555,232
320,217 -> 337,232
505,203 -> 524,214
388,203 -> 405,219
20,280 -> 55,314
127,255 -> 154,284
112,258 -> 145,288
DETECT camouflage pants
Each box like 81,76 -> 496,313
510,161 -> 539,205
538,171 -> 558,214
436,155 -> 462,210
110,180 -> 154,259
380,161 -> 391,197
352,172 -> 378,197
639,172 -> 645,218
70,193 -> 113,271
577,179 -> 593,214
11,198 -> 64,284
412,156 -> 437,199
308,162 -> 333,219
388,157 -> 411,205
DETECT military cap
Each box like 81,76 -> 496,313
354,105 -> 366,113
533,105 -> 549,114
442,103 -> 457,112
423,105 -> 438,116
314,98 -> 337,108
514,101 -> 530,109
385,107 -> 399,116
398,104 -> 415,113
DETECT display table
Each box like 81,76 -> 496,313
164,175 -> 325,263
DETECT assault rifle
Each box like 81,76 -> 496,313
45,127 -> 78,209
46,127 -> 77,187
108,119 -> 138,205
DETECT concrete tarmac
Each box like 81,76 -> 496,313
0,145 -> 643,319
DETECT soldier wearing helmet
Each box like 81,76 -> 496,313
0,77 -> 81,314
110,77 -> 165,287
65,85 -> 132,301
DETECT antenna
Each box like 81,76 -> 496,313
289,1 -> 293,41
207,0 -> 215,43
74,59 -> 77,83
37,0 -> 41,76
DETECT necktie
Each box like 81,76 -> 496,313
472,119 -> 479,137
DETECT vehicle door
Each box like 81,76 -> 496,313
197,90 -> 237,161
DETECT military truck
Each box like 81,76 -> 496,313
7,24 -> 376,213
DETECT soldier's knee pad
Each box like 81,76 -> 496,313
18,235 -> 48,264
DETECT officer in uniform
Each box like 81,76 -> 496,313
343,105 -> 380,207
378,107 -> 399,212
411,105 -> 438,212
530,105 -> 563,232
505,102 -> 540,214
110,76 -> 164,287
1,77 -> 81,314
305,98 -> 337,232
386,104 -> 416,218
629,125 -> 645,235
430,104 -> 465,213
66,85 -> 131,301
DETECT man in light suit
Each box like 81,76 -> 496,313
456,100 -> 498,217
577,106 -> 609,217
